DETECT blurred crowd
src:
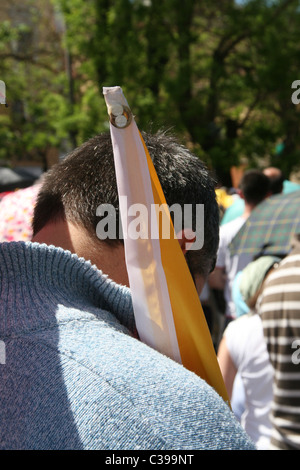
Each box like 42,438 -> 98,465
207,167 -> 300,450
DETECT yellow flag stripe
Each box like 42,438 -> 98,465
140,133 -> 230,402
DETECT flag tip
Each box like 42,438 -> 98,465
103,86 -> 132,129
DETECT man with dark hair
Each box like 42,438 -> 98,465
209,169 -> 270,322
32,131 -> 219,284
0,131 -> 255,450
239,169 -> 272,206
220,166 -> 284,225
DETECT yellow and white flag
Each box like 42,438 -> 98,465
103,86 -> 229,403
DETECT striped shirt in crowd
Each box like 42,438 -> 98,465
260,249 -> 300,450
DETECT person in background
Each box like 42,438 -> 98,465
0,183 -> 41,242
262,167 -> 284,195
221,166 -> 298,226
209,170 -> 270,325
218,255 -> 281,449
229,167 -> 284,320
260,233 -> 300,450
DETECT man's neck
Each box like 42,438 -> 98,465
242,202 -> 256,219
32,219 -> 130,287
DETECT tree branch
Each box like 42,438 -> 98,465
238,93 -> 262,128
0,53 -> 59,73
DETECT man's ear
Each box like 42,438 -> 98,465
236,188 -> 243,199
176,228 -> 196,255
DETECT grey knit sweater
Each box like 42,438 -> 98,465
0,242 -> 255,450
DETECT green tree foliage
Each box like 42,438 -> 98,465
0,0 -> 300,182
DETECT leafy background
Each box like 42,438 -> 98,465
0,0 -> 300,186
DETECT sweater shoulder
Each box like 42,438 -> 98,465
0,315 -> 255,450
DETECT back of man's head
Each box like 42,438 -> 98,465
33,131 -> 220,278
239,169 -> 270,206
263,167 -> 284,195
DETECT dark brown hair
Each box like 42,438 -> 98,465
33,131 -> 220,277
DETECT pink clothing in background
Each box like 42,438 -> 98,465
0,184 -> 41,242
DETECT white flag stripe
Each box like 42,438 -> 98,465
112,124 -> 181,360
131,128 -> 182,361
104,86 -> 181,362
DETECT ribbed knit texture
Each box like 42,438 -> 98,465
0,242 -> 255,450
